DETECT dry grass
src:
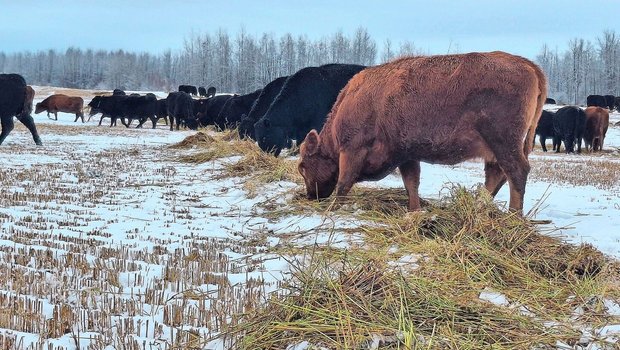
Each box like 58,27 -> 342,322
226,187 -> 620,349
530,157 -> 620,189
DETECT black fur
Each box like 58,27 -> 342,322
535,110 -> 556,152
544,97 -> 556,104
238,76 -> 288,139
552,106 -> 586,154
0,74 -> 41,145
166,92 -> 194,130
214,89 -> 262,130
178,85 -> 198,96
604,95 -> 615,110
587,95 -> 607,108
254,64 -> 366,156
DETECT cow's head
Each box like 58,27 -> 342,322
34,102 -> 45,114
87,96 -> 102,116
254,118 -> 288,157
298,130 -> 338,200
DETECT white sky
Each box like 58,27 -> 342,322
1,0 -> 618,59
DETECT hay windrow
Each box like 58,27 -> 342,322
225,186 -> 620,349
168,131 -> 215,149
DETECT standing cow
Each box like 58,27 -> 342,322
0,74 -> 42,145
587,95 -> 607,108
297,52 -> 546,212
552,106 -> 586,154
178,85 -> 198,96
166,92 -> 194,130
198,86 -> 207,97
583,106 -> 609,152
535,110 -> 556,152
604,95 -> 615,111
35,94 -> 85,122
214,88 -> 262,130
238,75 -> 288,139
254,64 -> 366,156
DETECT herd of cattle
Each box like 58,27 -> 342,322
0,52 -> 617,212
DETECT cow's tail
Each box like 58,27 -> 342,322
523,62 -> 547,156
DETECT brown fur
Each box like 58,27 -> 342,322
298,51 -> 547,212
22,86 -> 35,116
35,94 -> 85,122
583,106 -> 609,152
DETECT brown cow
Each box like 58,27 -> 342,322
35,94 -> 85,122
583,107 -> 609,152
298,51 -> 547,212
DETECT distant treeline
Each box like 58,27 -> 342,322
1,28 -> 618,104
0,27 -> 416,94
536,30 -> 619,105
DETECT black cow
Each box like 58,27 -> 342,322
178,85 -> 198,96
214,89 -> 262,130
615,96 -> 620,111
186,94 -> 236,130
121,93 -> 158,128
89,95 -> 125,126
166,92 -> 194,130
198,86 -> 207,97
604,95 -> 615,110
238,76 -> 289,139
0,74 -> 41,145
552,106 -> 586,154
254,63 -> 366,156
156,99 -> 168,126
545,97 -> 556,104
207,86 -> 216,98
587,95 -> 607,108
112,89 -> 126,96
534,110 -> 556,152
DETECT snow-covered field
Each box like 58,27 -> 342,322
1,89 -> 620,349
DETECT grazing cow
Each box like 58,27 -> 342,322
112,89 -> 126,96
198,86 -> 207,97
552,106 -> 586,153
35,94 -> 85,122
0,74 -> 42,145
238,75 -> 288,139
207,86 -> 216,98
583,107 -> 609,152
166,92 -> 194,130
604,95 -> 615,110
214,88 -> 262,130
535,110 -> 556,152
587,95 -> 607,108
297,52 -> 546,212
545,97 -> 556,104
178,85 -> 198,96
186,94 -> 236,130
255,64 -> 366,156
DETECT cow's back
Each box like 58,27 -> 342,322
329,52 -> 544,162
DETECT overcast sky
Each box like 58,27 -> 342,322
1,0 -> 618,59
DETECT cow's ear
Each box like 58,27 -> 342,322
304,130 -> 320,156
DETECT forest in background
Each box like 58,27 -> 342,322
1,27 -> 618,105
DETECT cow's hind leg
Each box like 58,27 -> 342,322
17,115 -> 42,145
0,116 -> 15,145
399,160 -> 422,211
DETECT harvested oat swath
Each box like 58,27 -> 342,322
227,187 -> 620,349
169,131 -> 215,149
